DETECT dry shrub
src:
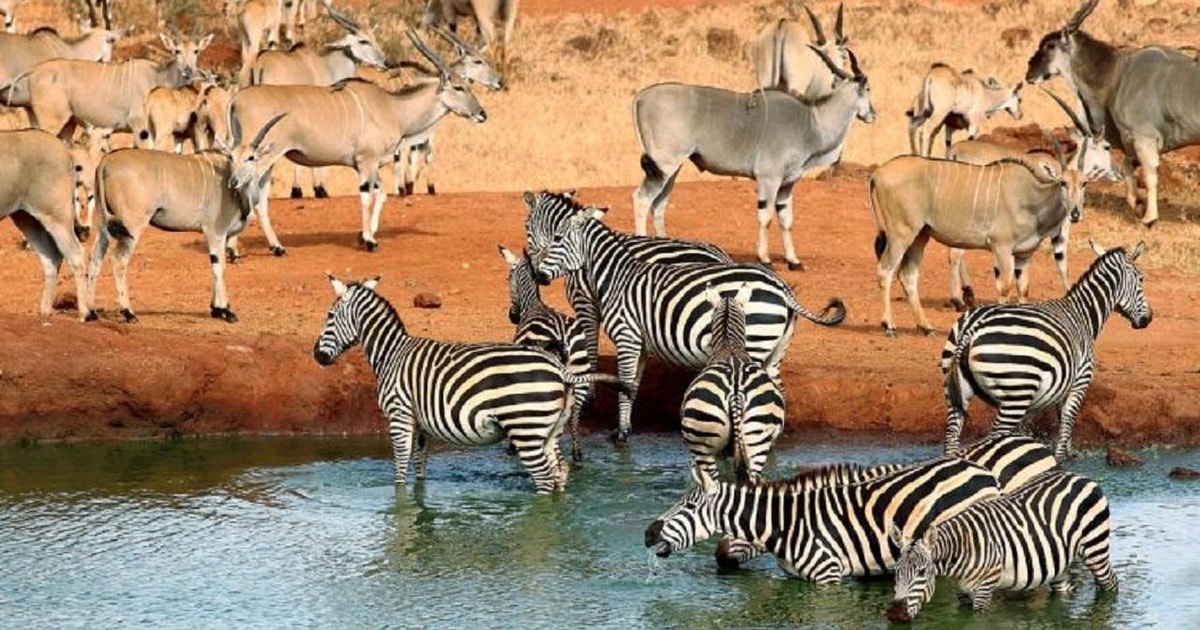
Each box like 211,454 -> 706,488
564,26 -> 620,60
1000,26 -> 1031,49
705,27 -> 741,63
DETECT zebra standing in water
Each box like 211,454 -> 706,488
312,274 -> 621,494
645,458 -> 1001,583
887,470 -> 1118,621
522,189 -> 733,443
499,245 -> 590,464
532,205 -> 845,444
713,434 -> 1058,571
942,241 -> 1153,459
681,283 -> 785,483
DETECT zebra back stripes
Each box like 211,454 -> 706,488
313,275 -> 589,494
942,241 -> 1152,459
499,245 -> 591,463
646,458 -> 1001,583
681,284 -> 785,483
888,470 -> 1117,621
533,205 -> 845,442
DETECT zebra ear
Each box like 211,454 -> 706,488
921,525 -> 938,548
327,273 -> 348,297
522,191 -> 536,210
498,245 -> 520,267
704,283 -> 721,308
1088,239 -> 1107,256
888,524 -> 906,548
1131,240 -> 1147,261
362,276 -> 380,291
585,205 -> 609,221
735,283 -> 753,310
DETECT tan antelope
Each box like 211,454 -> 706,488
68,127 -> 106,240
87,115 -> 285,324
195,82 -> 235,150
0,129 -> 93,321
283,0 -> 318,44
869,146 -> 1088,337
249,4 -> 392,199
82,0 -> 113,30
421,0 -> 519,70
0,0 -> 27,33
226,29 -> 486,256
906,63 -> 1023,157
19,30 -> 211,144
753,2 -> 848,99
0,26 -> 122,105
944,88 -> 1121,311
236,0 -> 284,86
140,75 -> 224,152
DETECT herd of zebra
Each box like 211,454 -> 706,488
312,188 -> 1138,620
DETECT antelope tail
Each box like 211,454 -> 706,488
770,18 -> 787,88
731,393 -> 751,484
2,69 -> 31,107
868,176 -> 886,260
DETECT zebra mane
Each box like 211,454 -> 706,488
748,462 -> 878,491
1068,246 -> 1128,295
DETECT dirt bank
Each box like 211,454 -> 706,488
1,177 -> 1196,447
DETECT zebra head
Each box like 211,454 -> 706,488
522,189 -> 580,263
531,206 -> 607,286
1089,240 -> 1152,329
499,245 -> 537,325
644,466 -> 721,558
313,273 -> 382,366
886,524 -> 939,623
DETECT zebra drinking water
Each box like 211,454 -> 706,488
887,469 -> 1118,621
531,205 -> 845,444
646,458 -> 1001,583
499,245 -> 590,464
942,241 -> 1153,459
681,283 -> 785,483
312,274 -> 622,494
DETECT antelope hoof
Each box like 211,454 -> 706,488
290,187 -> 303,199
270,246 -> 287,257
882,323 -> 897,339
404,182 -> 414,196
757,257 -> 772,268
120,308 -> 138,324
786,259 -> 805,272
211,306 -> 238,323
949,298 -> 967,312
962,286 -> 976,308
84,310 -> 99,322
363,239 -> 379,253
427,184 -> 436,195
75,224 -> 91,242
919,326 -> 937,337
314,186 -> 329,199
1142,218 -> 1158,229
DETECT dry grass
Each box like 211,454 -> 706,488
6,0 -> 1200,271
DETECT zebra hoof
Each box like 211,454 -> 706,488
271,246 -> 287,257
120,308 -> 138,324
427,184 -> 436,195
84,310 -> 99,322
962,286 -> 976,308
786,260 -> 805,272
505,441 -> 518,457
211,306 -> 238,323
314,186 -> 330,199
611,431 -> 630,448
289,187 -> 303,200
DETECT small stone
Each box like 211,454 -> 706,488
413,292 -> 442,309
1168,467 -> 1200,480
1105,446 -> 1143,468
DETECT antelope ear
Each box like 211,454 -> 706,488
1131,240 -> 1147,261
328,273 -> 348,297
1039,163 -> 1060,181
498,245 -> 520,267
158,32 -> 175,50
1089,239 -> 1107,256
362,276 -> 380,291
522,191 -> 536,210
198,34 -> 214,51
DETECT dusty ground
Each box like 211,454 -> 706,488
1,175 -> 1196,447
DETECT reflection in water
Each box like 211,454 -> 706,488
0,436 -> 1196,629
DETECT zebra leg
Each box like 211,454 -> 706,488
509,434 -> 559,495
1050,574 -> 1077,596
714,537 -> 762,572
613,335 -> 644,446
1081,541 -> 1119,593
568,381 -> 588,466
1054,382 -> 1091,460
413,433 -> 428,480
1051,222 -> 1070,292
387,413 -> 416,485
898,231 -> 935,335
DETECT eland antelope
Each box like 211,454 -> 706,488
753,2 -> 848,99
141,75 -> 223,152
226,29 -> 486,255
20,30 -> 211,144
82,0 -> 113,30
1026,0 -> 1200,227
632,46 -> 874,270
906,63 -> 1023,157
0,129 -> 93,321
421,0 -> 519,69
68,127 -> 106,240
0,0 -> 24,32
237,0 -> 285,86
87,115 -> 285,324
870,148 -> 1088,337
944,88 -> 1121,311
0,26 -> 122,106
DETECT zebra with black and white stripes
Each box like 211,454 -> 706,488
499,245 -> 591,464
712,434 -> 1058,571
531,205 -> 845,444
887,469 -> 1117,621
942,240 -> 1153,459
682,283 -> 785,483
646,458 -> 1002,583
312,274 -> 621,494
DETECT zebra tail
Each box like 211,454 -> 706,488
567,372 -> 632,396
944,328 -> 973,411
730,393 -> 751,484
794,296 -> 846,327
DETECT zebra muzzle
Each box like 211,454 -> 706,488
313,348 -> 336,366
885,601 -> 912,623
533,270 -> 553,286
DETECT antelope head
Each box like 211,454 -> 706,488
160,27 -> 214,81
810,45 -> 875,123
326,5 -> 391,70
1026,0 -> 1098,85
407,27 -> 487,124
437,27 -> 503,91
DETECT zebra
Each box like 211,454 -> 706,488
942,241 -> 1153,460
522,189 -> 733,442
312,274 -> 623,494
887,469 -> 1118,621
682,283 -> 785,483
713,434 -> 1057,571
498,245 -> 590,465
646,458 -> 1002,583
531,205 -> 845,444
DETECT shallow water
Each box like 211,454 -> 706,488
1,436 -> 1197,629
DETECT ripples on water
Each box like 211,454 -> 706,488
1,437 -> 1197,629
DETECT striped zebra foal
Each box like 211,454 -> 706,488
942,241 -> 1153,459
523,190 -> 733,443
682,284 -> 785,483
646,458 -> 1001,583
532,205 -> 845,444
499,245 -> 590,464
887,470 -> 1118,621
713,435 -> 1057,571
313,274 -> 619,494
